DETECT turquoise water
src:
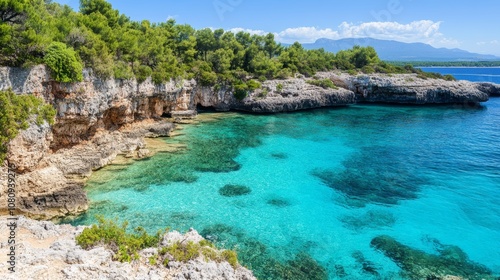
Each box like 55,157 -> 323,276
68,99 -> 500,279
420,67 -> 500,84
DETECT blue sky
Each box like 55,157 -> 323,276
55,0 -> 500,56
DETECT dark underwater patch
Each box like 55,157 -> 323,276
352,251 -> 380,276
62,200 -> 128,226
267,198 -> 291,207
271,152 -> 288,159
201,223 -> 328,280
219,184 -> 252,197
340,210 -> 396,231
313,146 -> 426,207
169,211 -> 198,222
371,235 -> 495,279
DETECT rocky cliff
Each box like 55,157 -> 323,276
330,73 -> 491,104
0,65 -> 496,219
475,82 -> 500,97
0,216 -> 256,280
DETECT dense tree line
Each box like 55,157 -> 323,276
0,0 -> 448,86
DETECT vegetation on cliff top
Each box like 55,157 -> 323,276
0,89 -> 56,162
76,216 -> 240,268
0,0 -> 449,87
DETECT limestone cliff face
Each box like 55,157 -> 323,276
476,82 -> 500,97
337,73 -> 490,104
0,65 -> 194,150
0,66 -> 496,219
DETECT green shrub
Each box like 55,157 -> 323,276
306,79 -> 338,89
361,65 -> 375,74
196,70 -> 217,86
163,241 -> 201,263
149,255 -> 158,265
347,69 -> 358,76
75,216 -> 163,262
233,82 -> 248,100
159,240 -> 239,269
275,68 -> 292,79
75,217 -> 243,268
44,42 -> 83,83
221,250 -> 238,268
443,74 -> 456,81
113,61 -> 134,80
276,83 -> 283,92
201,246 -> 219,261
246,80 -> 261,91
135,65 -> 152,84
258,88 -> 268,98
0,89 -> 56,162
199,239 -> 215,248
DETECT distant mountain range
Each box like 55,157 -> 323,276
299,38 -> 500,61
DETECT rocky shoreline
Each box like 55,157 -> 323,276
1,65 -> 499,219
0,216 -> 255,280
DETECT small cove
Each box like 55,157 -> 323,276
65,99 -> 500,279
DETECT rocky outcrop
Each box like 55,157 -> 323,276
235,79 -> 354,113
0,216 -> 255,280
475,82 -> 500,97
194,78 -> 355,113
0,120 -> 174,219
336,73 -> 490,104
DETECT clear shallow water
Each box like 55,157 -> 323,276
67,100 -> 500,279
420,67 -> 500,84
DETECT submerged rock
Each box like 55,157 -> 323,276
312,146 -> 425,207
340,210 -> 396,231
201,223 -> 328,280
352,251 -> 380,276
266,198 -> 292,207
219,184 -> 252,197
370,235 -> 496,279
271,152 -> 288,159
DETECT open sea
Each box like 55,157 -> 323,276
420,67 -> 500,84
67,69 -> 500,279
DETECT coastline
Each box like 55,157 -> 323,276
1,66 -> 499,279
1,65 -> 499,219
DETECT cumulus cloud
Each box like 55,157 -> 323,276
231,20 -> 459,48
275,27 -> 339,43
338,20 -> 441,41
228,27 -> 267,36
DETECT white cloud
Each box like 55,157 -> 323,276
275,27 -> 339,43
338,20 -> 441,41
228,27 -> 267,36
231,20 -> 460,48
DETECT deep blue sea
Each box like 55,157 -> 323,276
67,71 -> 500,279
420,67 -> 500,84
